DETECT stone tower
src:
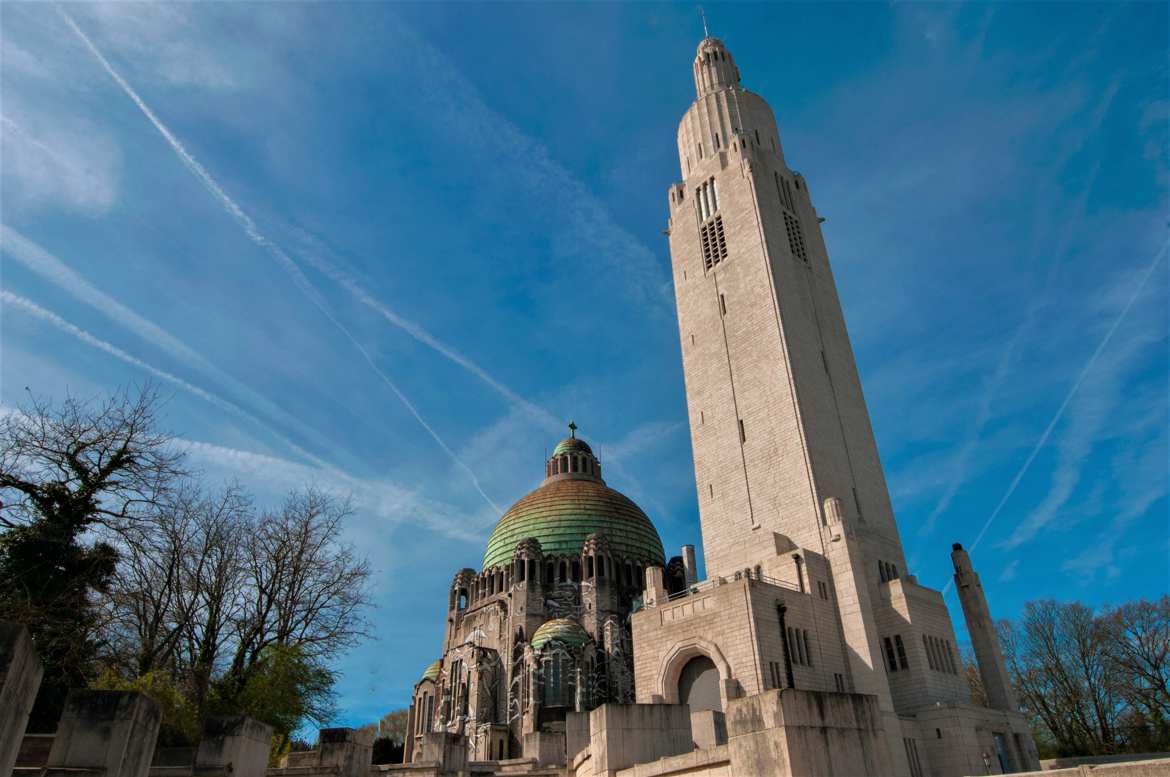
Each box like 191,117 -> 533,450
668,34 -> 905,591
659,36 -> 1038,776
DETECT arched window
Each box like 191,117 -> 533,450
543,655 -> 567,707
559,561 -> 567,583
528,559 -> 536,582
458,590 -> 468,610
545,562 -> 554,586
517,561 -> 525,582
571,559 -> 581,581
598,557 -> 606,578
586,556 -> 594,578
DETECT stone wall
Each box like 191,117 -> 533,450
1009,757 -> 1170,777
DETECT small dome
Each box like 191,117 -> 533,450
420,660 -> 441,682
531,618 -> 590,650
553,436 -> 593,456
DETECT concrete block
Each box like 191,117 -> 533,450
566,710 -> 591,765
319,727 -> 374,777
726,689 -> 892,777
523,730 -> 565,767
417,732 -> 467,771
691,709 -> 727,749
194,715 -> 272,776
590,703 -> 693,774
44,690 -> 160,777
0,623 -> 43,777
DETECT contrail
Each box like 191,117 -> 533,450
2,290 -> 334,472
296,242 -> 562,433
943,240 -> 1168,593
0,224 -> 343,466
5,290 -> 492,537
60,8 -> 500,514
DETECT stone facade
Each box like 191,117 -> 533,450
385,31 -> 1046,777
403,438 -> 667,764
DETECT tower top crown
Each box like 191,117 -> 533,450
693,37 -> 741,98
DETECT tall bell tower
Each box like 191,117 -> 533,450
668,35 -> 906,585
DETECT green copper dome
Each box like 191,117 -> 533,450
553,436 -> 593,456
420,660 -> 441,682
531,618 -> 590,650
484,430 -> 664,569
483,477 -> 665,569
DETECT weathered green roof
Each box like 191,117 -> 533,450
420,660 -> 441,682
552,436 -> 593,456
482,478 -> 665,569
531,618 -> 590,650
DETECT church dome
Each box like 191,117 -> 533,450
553,436 -> 593,456
420,660 -> 441,682
482,427 -> 665,569
531,618 -> 590,650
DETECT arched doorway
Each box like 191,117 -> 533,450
678,655 -> 721,712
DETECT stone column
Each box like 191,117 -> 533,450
952,543 -> 1018,712
0,622 -> 44,777
681,545 -> 698,586
194,715 -> 273,777
643,566 -> 668,607
43,690 -> 160,777
318,727 -> 373,777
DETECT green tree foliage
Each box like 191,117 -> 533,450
90,667 -> 201,745
225,644 -> 336,750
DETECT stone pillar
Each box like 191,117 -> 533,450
643,565 -> 668,607
952,543 -> 1018,712
681,545 -> 698,586
194,715 -> 273,777
0,622 -> 43,777
318,727 -> 373,777
44,690 -> 160,777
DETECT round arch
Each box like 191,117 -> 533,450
654,637 -> 734,710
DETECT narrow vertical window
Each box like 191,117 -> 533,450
783,211 -> 808,262
895,635 -> 909,670
883,637 -> 898,671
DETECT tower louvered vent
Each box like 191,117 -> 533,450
783,212 -> 807,263
700,215 -> 727,270
696,177 -> 728,271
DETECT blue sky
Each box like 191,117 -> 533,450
1,2 -> 1166,728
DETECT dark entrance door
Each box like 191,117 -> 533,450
678,655 -> 721,713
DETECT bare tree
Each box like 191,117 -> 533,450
105,484 -> 250,688
1101,597 -> 1170,724
0,386 -> 185,532
1000,600 -> 1125,756
221,488 -> 371,698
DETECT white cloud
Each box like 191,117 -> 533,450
0,113 -> 120,215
